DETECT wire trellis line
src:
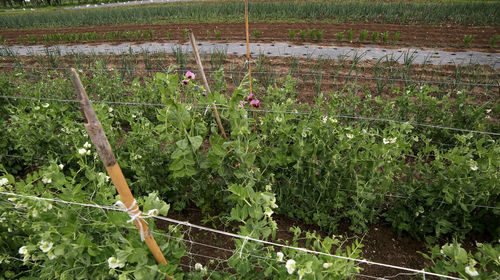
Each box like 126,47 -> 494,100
1,94 -> 499,136
0,191 -> 464,280
0,64 -> 498,88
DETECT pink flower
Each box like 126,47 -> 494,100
247,93 -> 253,101
182,79 -> 190,85
185,71 -> 195,80
250,99 -> 260,108
239,100 -> 247,107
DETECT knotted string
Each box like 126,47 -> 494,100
114,199 -> 158,241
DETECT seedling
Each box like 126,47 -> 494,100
299,30 -> 306,41
490,35 -> 499,48
463,35 -> 474,47
346,29 -> 354,42
393,31 -> 400,45
371,31 -> 380,43
214,30 -> 221,40
382,31 -> 390,45
315,30 -> 324,41
359,30 -> 368,42
206,29 -> 211,39
183,29 -> 189,40
289,29 -> 296,40
166,30 -> 172,40
253,30 -> 260,40
308,29 -> 315,41
335,32 -> 344,42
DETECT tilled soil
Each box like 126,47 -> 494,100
1,22 -> 499,52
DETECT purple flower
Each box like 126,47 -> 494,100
250,99 -> 260,108
239,100 -> 247,107
182,79 -> 190,85
185,71 -> 195,80
247,93 -> 253,101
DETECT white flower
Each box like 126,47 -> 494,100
383,137 -> 397,144
18,246 -> 28,255
323,262 -> 332,269
302,132 -> 307,138
346,133 -> 354,139
322,116 -> 328,124
108,107 -> 113,113
270,197 -> 278,209
194,263 -> 204,271
286,259 -> 296,274
264,208 -> 273,217
133,154 -> 142,160
329,117 -> 338,123
34,106 -> 40,110
42,103 -> 49,108
39,241 -> 53,253
48,253 -> 56,260
41,177 -> 52,184
58,164 -> 64,170
486,109 -> 492,114
108,257 -> 125,269
275,116 -> 283,123
470,161 -> 478,171
457,90 -> 463,95
83,142 -> 92,148
78,148 -> 87,155
276,252 -> 284,262
465,266 -> 479,277
0,178 -> 9,187
186,105 -> 192,111
32,209 -> 38,217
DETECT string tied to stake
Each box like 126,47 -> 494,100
115,199 -> 158,241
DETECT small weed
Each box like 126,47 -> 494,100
166,30 -> 172,40
371,31 -> 380,43
183,29 -> 189,40
206,29 -> 211,39
289,29 -> 296,41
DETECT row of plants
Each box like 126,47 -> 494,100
17,29 -> 155,45
0,66 -> 499,278
1,1 -> 498,29
463,34 -> 500,48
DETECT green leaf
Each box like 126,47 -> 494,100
188,135 -> 203,151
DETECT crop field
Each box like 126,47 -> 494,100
0,0 -> 499,280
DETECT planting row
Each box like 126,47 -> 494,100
3,28 -> 499,49
1,1 -> 499,29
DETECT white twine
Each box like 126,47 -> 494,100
114,199 -> 158,241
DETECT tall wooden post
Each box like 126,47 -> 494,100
70,68 -> 172,280
188,30 -> 227,139
244,0 -> 253,95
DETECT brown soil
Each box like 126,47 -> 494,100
158,207 -> 438,279
1,22 -> 499,52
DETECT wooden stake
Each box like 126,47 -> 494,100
244,0 -> 253,95
188,30 -> 227,139
70,69 -> 172,280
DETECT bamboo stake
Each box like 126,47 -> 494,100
70,68 -> 172,280
187,30 -> 227,139
244,0 -> 253,95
